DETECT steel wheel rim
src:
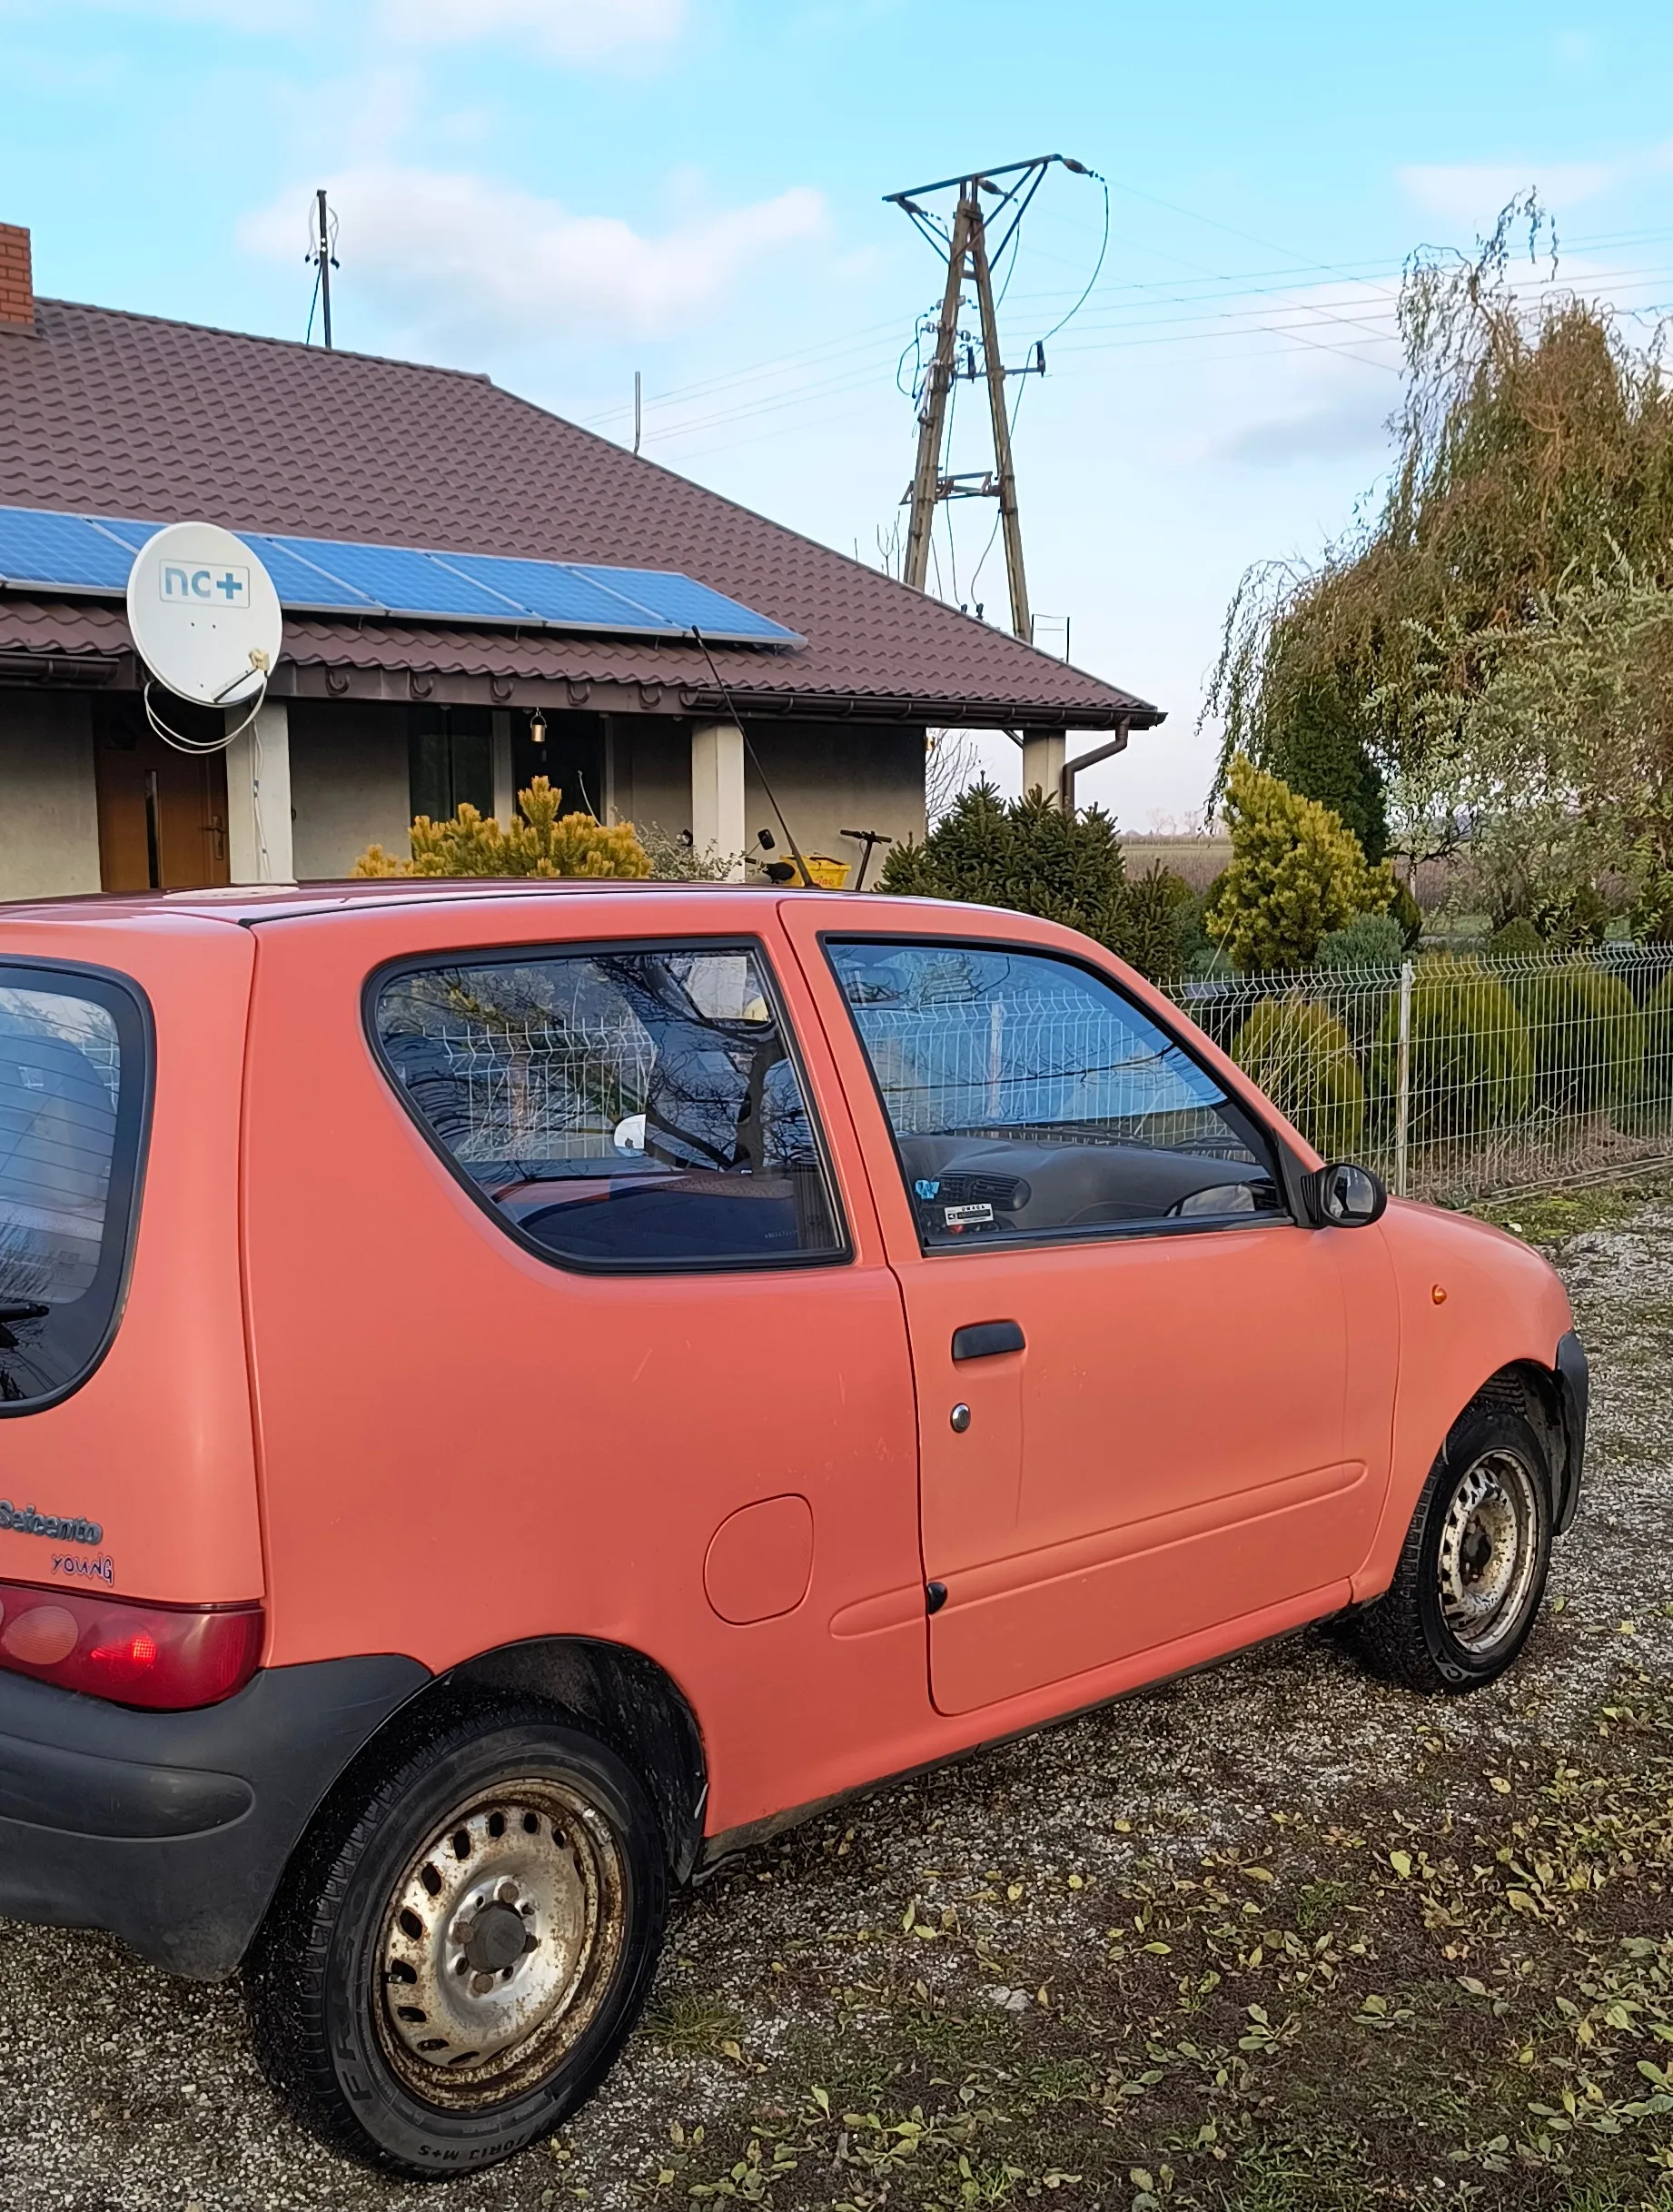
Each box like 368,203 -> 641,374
1436,1448 -> 1541,1654
373,1776 -> 627,2109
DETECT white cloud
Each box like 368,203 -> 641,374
1398,160 -> 1619,224
242,165 -> 827,346
378,0 -> 684,64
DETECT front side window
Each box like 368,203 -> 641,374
0,967 -> 148,1407
827,938 -> 1283,1248
373,943 -> 845,1269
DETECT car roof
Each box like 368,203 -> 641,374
0,878 -> 1008,931
0,878 -> 797,927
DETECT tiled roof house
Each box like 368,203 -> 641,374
0,220 -> 1161,895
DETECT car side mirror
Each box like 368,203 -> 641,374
1305,1161 -> 1388,1228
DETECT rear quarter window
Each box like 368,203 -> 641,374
0,966 -> 150,1409
370,941 -> 846,1272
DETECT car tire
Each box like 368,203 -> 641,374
245,1698 -> 668,2177
1346,1403 -> 1554,1693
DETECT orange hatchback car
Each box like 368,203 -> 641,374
0,881 -> 1585,2174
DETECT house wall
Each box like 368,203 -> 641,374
0,692 -> 932,900
0,689 -> 101,898
288,701 -> 411,880
746,722 -> 926,880
609,718 -> 926,879
611,717 -> 689,840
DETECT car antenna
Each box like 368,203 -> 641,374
689,627 -> 815,888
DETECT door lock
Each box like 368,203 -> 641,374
949,1403 -> 971,1433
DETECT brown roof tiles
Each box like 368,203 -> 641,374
0,298 -> 1158,729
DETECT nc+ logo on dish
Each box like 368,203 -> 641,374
161,563 -> 251,607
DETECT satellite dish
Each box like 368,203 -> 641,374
126,521 -> 282,708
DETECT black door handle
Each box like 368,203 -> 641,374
952,1319 -> 1025,1361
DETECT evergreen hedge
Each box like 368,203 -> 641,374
1372,956 -> 1533,1138
1231,999 -> 1366,1157
1508,960 -> 1644,1114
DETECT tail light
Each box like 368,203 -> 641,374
0,1579 -> 263,1710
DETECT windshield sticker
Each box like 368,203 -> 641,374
915,1178 -> 941,1200
0,1499 -> 104,1546
943,1202 -> 995,1228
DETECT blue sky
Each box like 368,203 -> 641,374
5,0 -> 1673,822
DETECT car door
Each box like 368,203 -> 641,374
787,914 -> 1397,1719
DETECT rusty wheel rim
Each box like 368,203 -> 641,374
1436,1449 -> 1541,1655
374,1776 -> 627,2109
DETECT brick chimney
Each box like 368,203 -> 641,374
0,224 -> 34,331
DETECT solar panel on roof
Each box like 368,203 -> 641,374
262,539 -> 528,622
574,565 -> 797,643
88,517 -> 156,553
0,510 -> 134,591
438,551 -> 674,632
241,534 -> 383,611
0,504 -> 802,649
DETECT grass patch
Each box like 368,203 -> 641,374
1476,1175 -> 1673,1246
641,1989 -> 747,2059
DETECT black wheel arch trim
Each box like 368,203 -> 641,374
434,1635 -> 708,1885
1554,1328 -> 1589,1536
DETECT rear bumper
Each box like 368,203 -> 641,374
1555,1329 -> 1589,1536
0,1653 -> 427,1979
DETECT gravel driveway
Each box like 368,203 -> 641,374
4,1195 -> 1672,2212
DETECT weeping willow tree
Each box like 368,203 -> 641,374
1206,197 -> 1673,901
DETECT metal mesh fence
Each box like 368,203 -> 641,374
428,1017 -> 656,1164
1164,944 -> 1673,1204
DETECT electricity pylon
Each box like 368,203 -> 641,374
887,154 -> 1085,640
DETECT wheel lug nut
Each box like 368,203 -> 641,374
470,1971 -> 495,1996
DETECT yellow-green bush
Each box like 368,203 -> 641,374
1231,998 -> 1366,1156
1207,757 -> 1394,972
1508,960 -> 1644,1114
354,776 -> 651,879
1641,968 -> 1673,1094
1373,955 -> 1532,1137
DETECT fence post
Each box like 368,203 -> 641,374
1394,958 -> 1413,1199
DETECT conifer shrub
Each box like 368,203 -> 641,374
1508,960 -> 1644,1114
354,777 -> 651,879
1206,758 -> 1395,972
1318,911 -> 1406,971
1373,955 -> 1533,1137
1488,915 -> 1546,957
1635,968 -> 1673,1096
878,781 -> 1193,979
1114,864 -> 1196,981
1390,878 -> 1423,948
1230,999 -> 1366,1156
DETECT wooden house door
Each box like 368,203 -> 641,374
94,700 -> 231,892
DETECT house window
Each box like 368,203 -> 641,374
409,707 -> 494,824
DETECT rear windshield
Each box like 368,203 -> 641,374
0,967 -> 149,1409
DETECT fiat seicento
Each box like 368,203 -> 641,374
0,881 -> 1586,2174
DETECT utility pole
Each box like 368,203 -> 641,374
969,204 -> 1028,640
901,192 -> 975,601
887,155 -> 1082,640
